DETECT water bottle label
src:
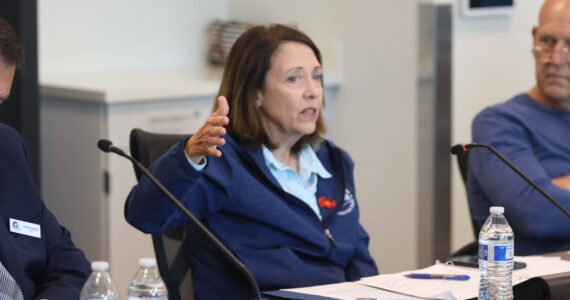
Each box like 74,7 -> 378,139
479,243 -> 514,262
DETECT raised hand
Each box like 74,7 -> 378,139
552,174 -> 570,190
185,96 -> 230,163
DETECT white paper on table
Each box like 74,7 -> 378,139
512,255 -> 570,284
281,281 -> 425,299
358,263 -> 480,299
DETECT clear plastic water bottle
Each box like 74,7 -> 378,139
478,206 -> 514,300
127,258 -> 168,300
80,261 -> 120,300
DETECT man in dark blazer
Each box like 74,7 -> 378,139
0,18 -> 90,299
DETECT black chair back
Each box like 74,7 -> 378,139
456,149 -> 480,239
450,149 -> 480,257
130,129 -> 193,300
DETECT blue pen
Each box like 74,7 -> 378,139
404,273 -> 470,281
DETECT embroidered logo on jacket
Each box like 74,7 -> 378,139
338,188 -> 355,216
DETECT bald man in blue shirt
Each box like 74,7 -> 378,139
469,0 -> 570,256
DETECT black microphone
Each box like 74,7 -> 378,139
97,139 -> 128,157
451,143 -> 570,218
96,139 -> 262,299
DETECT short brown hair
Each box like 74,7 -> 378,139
0,18 -> 25,68
216,24 -> 326,153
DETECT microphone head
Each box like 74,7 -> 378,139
97,139 -> 113,153
450,144 -> 465,155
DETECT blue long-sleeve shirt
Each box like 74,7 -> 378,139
469,93 -> 570,255
124,135 -> 378,299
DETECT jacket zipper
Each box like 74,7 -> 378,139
323,227 -> 337,247
321,195 -> 344,248
297,202 -> 338,248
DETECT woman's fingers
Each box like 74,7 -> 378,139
185,95 -> 230,158
206,146 -> 223,157
214,96 -> 230,117
203,125 -> 226,138
206,115 -> 229,128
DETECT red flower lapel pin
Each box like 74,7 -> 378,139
318,196 -> 336,210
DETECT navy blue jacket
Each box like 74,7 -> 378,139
0,124 -> 90,299
125,135 -> 378,299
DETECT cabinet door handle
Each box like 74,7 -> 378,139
103,171 -> 110,195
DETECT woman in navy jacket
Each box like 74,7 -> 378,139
125,24 -> 378,299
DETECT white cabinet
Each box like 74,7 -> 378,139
40,69 -> 217,295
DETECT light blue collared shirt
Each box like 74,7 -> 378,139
185,144 -> 332,219
185,153 -> 206,171
262,144 -> 332,219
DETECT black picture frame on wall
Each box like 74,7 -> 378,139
462,0 -> 514,17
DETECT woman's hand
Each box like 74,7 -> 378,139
185,96 -> 230,163
552,174 -> 570,191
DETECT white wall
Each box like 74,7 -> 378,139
450,2 -> 542,251
38,0 -> 227,77
228,0 -> 420,273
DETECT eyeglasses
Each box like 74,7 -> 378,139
533,44 -> 570,63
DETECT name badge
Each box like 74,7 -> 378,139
9,218 -> 41,238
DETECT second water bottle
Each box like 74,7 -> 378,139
127,258 -> 168,300
80,261 -> 120,300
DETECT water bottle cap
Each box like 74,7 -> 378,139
139,258 -> 157,268
91,261 -> 109,271
490,206 -> 504,214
